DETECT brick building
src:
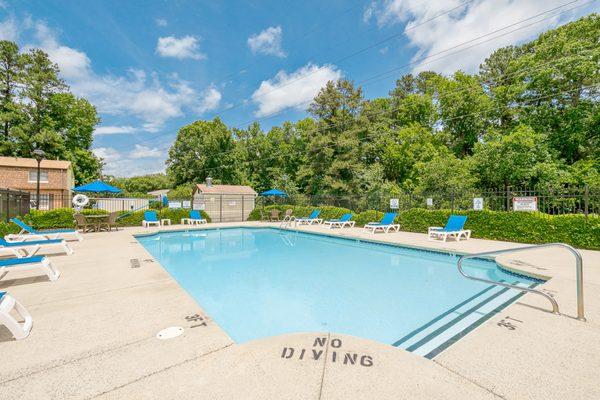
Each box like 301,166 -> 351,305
0,156 -> 74,210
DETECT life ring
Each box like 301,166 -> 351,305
72,194 -> 89,208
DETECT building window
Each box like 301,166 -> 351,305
30,193 -> 53,210
28,170 -> 49,183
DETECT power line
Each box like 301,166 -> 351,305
119,1 -> 476,149
124,0 -> 592,152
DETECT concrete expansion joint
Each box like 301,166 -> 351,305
85,342 -> 234,400
0,336 -> 153,386
317,332 -> 331,400
433,360 -> 507,399
25,278 -> 174,308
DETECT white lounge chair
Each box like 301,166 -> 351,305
363,212 -> 400,233
323,213 -> 355,229
0,292 -> 33,340
296,210 -> 323,225
0,256 -> 60,281
0,238 -> 73,258
6,218 -> 82,242
428,215 -> 471,242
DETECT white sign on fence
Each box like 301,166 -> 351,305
168,201 -> 182,209
389,198 -> 399,209
473,197 -> 484,210
426,198 -> 433,206
513,196 -> 538,212
182,201 -> 191,209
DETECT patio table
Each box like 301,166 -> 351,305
84,214 -> 109,232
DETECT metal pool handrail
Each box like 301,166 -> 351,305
456,243 -> 585,321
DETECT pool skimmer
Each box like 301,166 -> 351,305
156,326 -> 184,340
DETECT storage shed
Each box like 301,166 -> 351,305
192,178 -> 257,222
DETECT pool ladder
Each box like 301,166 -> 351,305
456,243 -> 585,321
279,215 -> 296,229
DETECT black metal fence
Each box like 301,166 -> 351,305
9,185 -> 599,221
0,189 -> 31,222
277,185 -> 599,218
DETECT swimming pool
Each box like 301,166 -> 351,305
138,227 -> 540,358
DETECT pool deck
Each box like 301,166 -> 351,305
1,221 -> 599,399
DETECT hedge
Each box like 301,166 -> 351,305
250,205 -> 599,250
397,208 -> 599,250
248,205 -> 352,222
2,206 -> 597,249
0,208 -> 211,232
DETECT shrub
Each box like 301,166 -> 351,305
397,208 -> 600,250
116,208 -> 210,226
248,205 -> 351,221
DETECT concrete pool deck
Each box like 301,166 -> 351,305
1,221 -> 599,399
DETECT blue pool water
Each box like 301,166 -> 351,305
137,228 -> 539,346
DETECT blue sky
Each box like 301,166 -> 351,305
0,0 -> 596,176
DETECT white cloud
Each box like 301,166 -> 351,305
251,63 -> 342,117
156,35 -> 205,60
155,18 -> 168,27
0,16 -> 18,42
29,20 -> 91,79
197,85 -> 222,113
93,147 -> 121,162
364,0 -> 594,74
93,147 -> 166,176
94,125 -> 138,135
247,26 -> 286,57
129,144 -> 163,159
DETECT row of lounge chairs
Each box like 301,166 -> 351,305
1,218 -> 80,340
270,208 -> 471,240
142,210 -> 207,228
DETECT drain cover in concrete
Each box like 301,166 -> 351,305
156,326 -> 184,340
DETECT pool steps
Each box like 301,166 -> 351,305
394,281 -> 532,359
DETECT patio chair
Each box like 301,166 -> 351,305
74,214 -> 92,233
0,292 -> 33,340
296,210 -> 323,225
363,212 -> 400,234
189,210 -> 207,225
0,255 -> 61,281
142,211 -> 160,228
259,209 -> 270,221
323,213 -> 355,229
428,215 -> 471,242
99,212 -> 119,231
0,238 -> 73,258
269,209 -> 281,221
6,218 -> 83,242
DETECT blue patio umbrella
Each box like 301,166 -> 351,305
73,180 -> 122,193
260,189 -> 287,197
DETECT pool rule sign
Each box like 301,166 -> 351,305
389,198 -> 399,210
280,336 -> 374,368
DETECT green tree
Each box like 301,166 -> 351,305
302,79 -> 363,195
435,72 -> 491,157
167,118 -> 239,186
415,152 -> 476,195
0,40 -> 24,148
471,125 -> 562,189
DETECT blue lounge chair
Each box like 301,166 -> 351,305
181,210 -> 207,225
363,212 -> 400,233
323,213 -> 355,229
0,255 -> 60,281
428,215 -> 471,242
0,292 -> 33,340
7,218 -> 82,242
296,209 -> 322,225
142,211 -> 160,228
0,238 -> 73,258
